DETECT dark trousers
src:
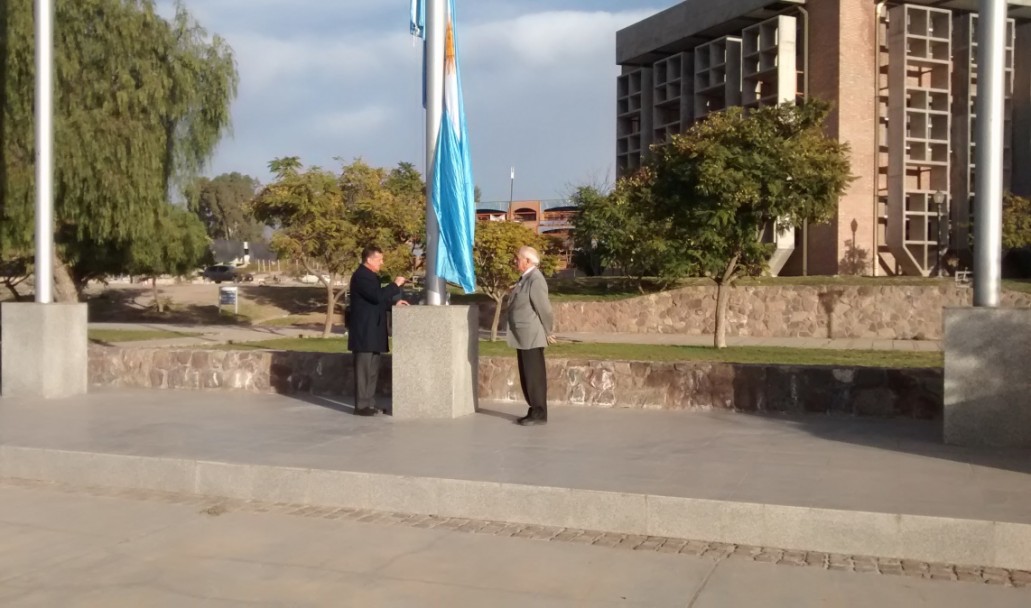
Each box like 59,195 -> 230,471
354,352 -> 382,411
517,348 -> 548,420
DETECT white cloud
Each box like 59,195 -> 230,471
226,31 -> 413,92
315,107 -> 390,136
190,5 -> 664,200
464,10 -> 654,68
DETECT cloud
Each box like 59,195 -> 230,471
465,10 -> 653,68
225,31 -> 412,93
315,107 -> 389,136
186,3 -> 664,200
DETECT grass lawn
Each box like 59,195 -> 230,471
88,329 -> 202,343
215,337 -> 942,369
1003,279 -> 1031,294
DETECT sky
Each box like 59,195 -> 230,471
159,0 -> 667,203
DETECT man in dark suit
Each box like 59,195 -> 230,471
506,246 -> 555,426
348,246 -> 408,416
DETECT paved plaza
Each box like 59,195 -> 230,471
0,390 -> 1027,522
0,480 -> 1027,607
1,389 -> 1030,571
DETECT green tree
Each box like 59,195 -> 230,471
251,159 -> 359,338
126,204 -> 210,312
0,251 -> 30,300
570,182 -> 675,290
646,100 -> 853,347
185,172 -> 263,242
473,221 -> 557,341
1003,193 -> 1031,251
340,159 -> 424,278
0,0 -> 237,299
569,186 -> 608,277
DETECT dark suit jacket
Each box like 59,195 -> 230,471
347,264 -> 401,353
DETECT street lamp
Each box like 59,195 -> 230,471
932,190 -> 946,277
509,167 -> 515,206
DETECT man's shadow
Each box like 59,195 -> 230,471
475,407 -> 520,422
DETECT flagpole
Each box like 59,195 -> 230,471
35,0 -> 54,304
972,0 -> 1005,307
424,0 -> 446,306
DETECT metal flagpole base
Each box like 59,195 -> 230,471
391,305 -> 478,419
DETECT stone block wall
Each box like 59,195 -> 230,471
479,357 -> 940,418
544,285 -> 1031,340
89,346 -> 941,419
88,347 -> 391,398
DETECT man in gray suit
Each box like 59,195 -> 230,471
506,246 -> 555,426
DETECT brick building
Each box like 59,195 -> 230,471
616,0 -> 1031,276
476,200 -> 577,267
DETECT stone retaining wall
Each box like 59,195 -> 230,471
89,346 -> 942,419
87,347 -> 392,398
512,285 -> 1031,340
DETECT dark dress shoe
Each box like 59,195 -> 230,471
354,407 -> 380,417
517,415 -> 546,426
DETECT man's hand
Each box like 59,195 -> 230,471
393,276 -> 407,287
546,335 -> 558,345
396,300 -> 411,307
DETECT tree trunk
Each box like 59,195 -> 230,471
714,281 -> 730,349
152,277 -> 164,313
52,255 -> 80,303
323,283 -> 336,339
713,255 -> 740,349
490,296 -> 504,342
4,281 -> 21,301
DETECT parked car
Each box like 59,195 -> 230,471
201,265 -> 238,284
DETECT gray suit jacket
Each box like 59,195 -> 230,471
506,268 -> 553,350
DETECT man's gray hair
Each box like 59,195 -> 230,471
518,246 -> 540,266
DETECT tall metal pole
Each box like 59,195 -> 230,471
423,0 -> 446,306
973,0 -> 1006,307
509,167 -> 515,205
34,0 -> 54,304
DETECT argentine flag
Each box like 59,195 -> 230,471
410,0 -> 424,38
411,0 -> 477,294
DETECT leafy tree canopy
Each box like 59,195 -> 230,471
474,220 -> 557,341
185,172 -> 262,242
1,0 -> 238,298
1003,193 -> 1031,252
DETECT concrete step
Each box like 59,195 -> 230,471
2,444 -> 1028,571
1,390 -> 1028,571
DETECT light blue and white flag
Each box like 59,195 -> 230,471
414,0 -> 477,294
410,0 -> 425,38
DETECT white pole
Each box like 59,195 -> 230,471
973,0 -> 1006,307
34,0 -> 54,304
424,0 -> 446,306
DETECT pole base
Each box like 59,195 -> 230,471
944,308 -> 1031,447
392,306 -> 478,419
1,303 -> 88,399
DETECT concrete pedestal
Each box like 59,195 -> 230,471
391,305 -> 478,420
1,303 -> 89,399
944,308 -> 1031,447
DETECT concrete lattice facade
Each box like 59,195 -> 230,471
617,0 -> 1031,276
